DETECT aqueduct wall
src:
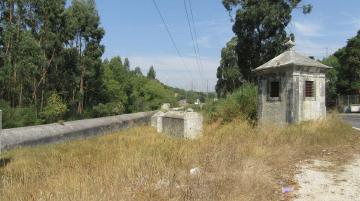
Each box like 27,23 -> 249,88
0,111 -> 155,151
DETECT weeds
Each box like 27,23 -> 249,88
0,114 -> 359,201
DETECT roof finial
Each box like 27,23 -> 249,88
285,38 -> 295,51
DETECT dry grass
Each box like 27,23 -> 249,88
0,114 -> 359,201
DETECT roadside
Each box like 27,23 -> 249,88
295,156 -> 360,201
294,114 -> 360,200
339,113 -> 360,130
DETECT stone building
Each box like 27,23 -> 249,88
254,45 -> 332,125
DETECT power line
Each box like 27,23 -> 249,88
183,0 -> 205,90
151,0 -> 195,83
187,0 -> 205,73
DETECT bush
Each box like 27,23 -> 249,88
205,83 -> 257,122
40,94 -> 68,123
0,99 -> 42,128
92,102 -> 125,117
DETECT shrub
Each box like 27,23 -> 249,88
40,94 -> 68,123
0,100 -> 42,128
205,83 -> 257,122
92,102 -> 125,117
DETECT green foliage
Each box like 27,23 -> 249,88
217,0 -> 311,95
0,0 -> 208,128
134,67 -> 143,76
40,94 -> 68,123
216,37 -> 242,97
147,66 -> 156,80
334,31 -> 360,95
92,102 -> 124,117
0,100 -> 42,128
321,30 -> 360,98
322,55 -> 340,100
102,56 -> 176,114
205,84 -> 257,123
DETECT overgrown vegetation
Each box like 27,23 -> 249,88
205,83 -> 257,122
1,115 -> 358,201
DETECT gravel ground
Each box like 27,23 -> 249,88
295,157 -> 360,201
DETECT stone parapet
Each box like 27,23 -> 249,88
0,111 -> 156,151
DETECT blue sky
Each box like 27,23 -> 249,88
94,0 -> 360,92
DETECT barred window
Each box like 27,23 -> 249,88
305,81 -> 315,97
270,81 -> 280,98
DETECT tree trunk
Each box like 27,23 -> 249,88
77,70 -> 84,115
19,83 -> 23,107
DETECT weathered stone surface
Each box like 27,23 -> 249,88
0,111 -> 156,151
254,49 -> 331,72
151,111 -> 165,133
160,111 -> 203,139
254,49 -> 331,125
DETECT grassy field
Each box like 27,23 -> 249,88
0,114 -> 359,201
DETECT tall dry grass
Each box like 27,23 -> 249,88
0,114 -> 359,201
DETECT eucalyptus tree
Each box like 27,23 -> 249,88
216,37 -> 242,97
217,0 -> 312,95
66,0 -> 105,114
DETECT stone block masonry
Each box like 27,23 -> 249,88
254,44 -> 331,125
157,111 -> 203,139
0,111 -> 156,151
151,111 -> 165,133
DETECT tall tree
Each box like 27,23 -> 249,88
66,0 -> 105,114
334,31 -> 360,94
216,37 -> 242,97
147,65 -> 156,80
134,66 -> 142,76
322,55 -> 340,102
218,0 -> 311,93
123,57 -> 130,71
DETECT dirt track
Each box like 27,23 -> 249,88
295,156 -> 360,201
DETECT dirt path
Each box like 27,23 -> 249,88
294,156 -> 360,201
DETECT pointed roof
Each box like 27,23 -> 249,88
254,49 -> 331,72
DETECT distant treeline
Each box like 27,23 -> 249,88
322,31 -> 360,101
0,0 -> 206,128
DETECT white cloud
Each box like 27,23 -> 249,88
128,55 -> 219,92
293,21 -> 323,37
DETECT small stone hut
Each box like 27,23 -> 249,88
254,44 -> 332,125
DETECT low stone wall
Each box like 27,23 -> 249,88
0,111 -> 156,151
